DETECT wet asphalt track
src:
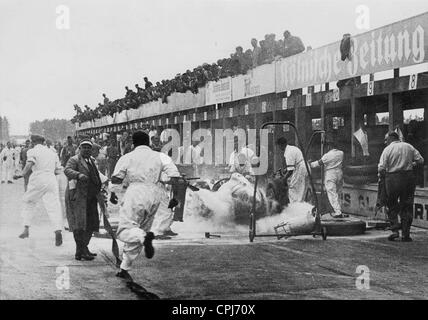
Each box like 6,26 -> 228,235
1,180 -> 427,300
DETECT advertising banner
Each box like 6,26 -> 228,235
205,77 -> 232,105
276,11 -> 428,92
233,63 -> 275,100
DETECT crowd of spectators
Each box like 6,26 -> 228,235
71,30 -> 305,124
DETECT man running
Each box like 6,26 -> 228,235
16,135 -> 63,246
111,131 -> 180,280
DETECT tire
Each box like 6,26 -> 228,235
321,219 -> 366,236
344,164 -> 378,176
344,174 -> 377,185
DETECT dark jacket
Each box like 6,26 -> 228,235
64,154 -> 103,232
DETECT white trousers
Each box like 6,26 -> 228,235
21,173 -> 63,232
116,184 -> 161,271
288,161 -> 308,203
324,169 -> 343,216
1,163 -> 13,182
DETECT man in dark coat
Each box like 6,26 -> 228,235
64,139 -> 104,260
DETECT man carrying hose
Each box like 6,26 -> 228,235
111,131 -> 180,281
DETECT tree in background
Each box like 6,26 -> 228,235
0,116 -> 10,143
29,119 -> 75,143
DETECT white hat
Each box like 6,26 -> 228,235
79,140 -> 93,147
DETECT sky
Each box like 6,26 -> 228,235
1,0 -> 428,135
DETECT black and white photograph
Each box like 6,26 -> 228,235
0,0 -> 428,305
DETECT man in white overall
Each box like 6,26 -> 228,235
310,142 -> 346,218
16,135 -> 64,246
0,141 -> 15,184
111,131 -> 180,281
276,137 -> 308,203
183,139 -> 203,165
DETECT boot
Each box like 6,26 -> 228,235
84,247 -> 97,257
116,269 -> 133,282
388,231 -> 400,241
83,230 -> 97,256
74,231 -> 94,261
19,226 -> 29,239
55,230 -> 63,246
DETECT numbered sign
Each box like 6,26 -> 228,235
183,115 -> 186,122
409,74 -> 418,90
282,98 -> 288,110
305,93 -> 312,106
333,88 -> 340,101
229,108 -> 233,117
158,119 -> 161,126
204,112 -> 207,121
174,116 -> 177,124
193,113 -> 196,122
166,118 -> 169,125
152,120 -> 155,126
245,104 -> 249,115
367,81 -> 374,96
283,124 -> 289,132
216,110 -> 219,119
261,101 -> 267,113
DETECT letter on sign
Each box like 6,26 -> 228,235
306,94 -> 312,106
193,113 -> 196,122
409,74 -> 418,90
204,112 -> 207,121
282,98 -> 288,110
367,81 -> 374,96
216,110 -> 219,119
174,116 -> 177,124
262,101 -> 267,113
229,108 -> 233,117
245,104 -> 249,115
333,88 -> 340,101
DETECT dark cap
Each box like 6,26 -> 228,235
132,131 -> 150,146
